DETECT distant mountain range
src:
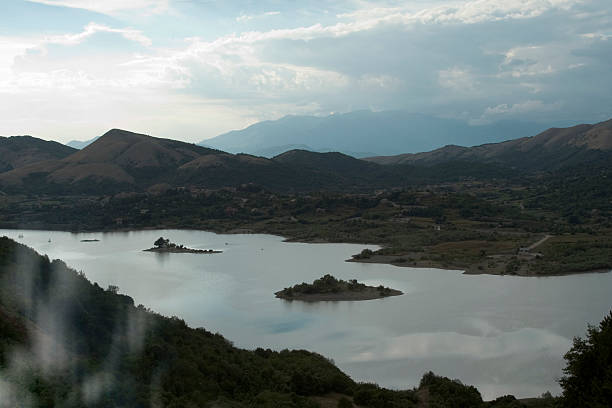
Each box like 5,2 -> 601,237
1,119 -> 610,195
66,136 -> 100,149
199,110 -> 570,157
365,119 -> 612,170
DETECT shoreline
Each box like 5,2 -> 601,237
2,225 -> 610,277
143,247 -> 221,254
346,253 -> 612,277
275,287 -> 403,302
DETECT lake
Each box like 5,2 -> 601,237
2,228 -> 611,400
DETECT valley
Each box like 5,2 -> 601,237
2,165 -> 610,277
5,3 -> 612,406
1,119 -> 611,407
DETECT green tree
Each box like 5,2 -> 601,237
559,311 -> 612,407
154,236 -> 168,247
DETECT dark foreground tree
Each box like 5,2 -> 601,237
559,311 -> 612,407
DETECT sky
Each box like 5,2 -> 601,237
0,0 -> 611,143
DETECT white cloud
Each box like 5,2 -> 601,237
471,100 -> 563,124
3,0 -> 610,142
200,0 -> 585,49
496,39 -> 595,81
42,22 -> 152,47
339,0 -> 582,27
411,0 -> 580,25
26,0 -> 169,15
236,11 -> 281,23
484,100 -> 554,115
581,32 -> 612,41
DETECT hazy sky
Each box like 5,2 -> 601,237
1,0 -> 611,143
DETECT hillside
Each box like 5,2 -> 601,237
0,129 -> 233,193
200,111 -> 553,157
0,135 -> 76,173
0,130 -> 472,194
0,130 -> 401,194
366,119 -> 612,170
1,120 -> 610,195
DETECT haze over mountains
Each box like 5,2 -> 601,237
66,136 -> 100,150
0,119 -> 610,195
199,111 -> 569,158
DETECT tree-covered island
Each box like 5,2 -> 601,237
276,274 -> 402,301
144,236 -> 222,254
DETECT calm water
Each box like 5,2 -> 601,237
3,228 -> 611,400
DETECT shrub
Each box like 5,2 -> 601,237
559,311 -> 612,407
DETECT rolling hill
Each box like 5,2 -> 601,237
0,129 -> 224,193
0,135 -> 76,173
0,129 -> 403,193
1,120 -> 610,195
365,119 -> 612,170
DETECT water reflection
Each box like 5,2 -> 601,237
2,228 -> 611,400
280,299 -> 344,312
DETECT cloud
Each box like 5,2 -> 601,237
26,0 -> 170,16
42,22 -> 152,47
3,0 -> 612,141
338,0 -> 582,27
236,11 -> 281,23
471,100 -> 563,124
581,32 -> 612,41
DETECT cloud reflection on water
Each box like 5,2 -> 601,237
349,327 -> 571,362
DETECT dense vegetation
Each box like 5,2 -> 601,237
559,311 -> 612,407
2,160 -> 610,276
277,274 -> 398,299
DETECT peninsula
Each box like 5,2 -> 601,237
144,237 -> 221,254
275,274 -> 402,301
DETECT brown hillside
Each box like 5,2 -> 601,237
365,119 -> 612,168
65,129 -> 211,167
0,129 -> 222,190
0,135 -> 76,172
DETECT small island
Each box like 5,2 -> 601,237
275,274 -> 402,301
144,237 -> 222,254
